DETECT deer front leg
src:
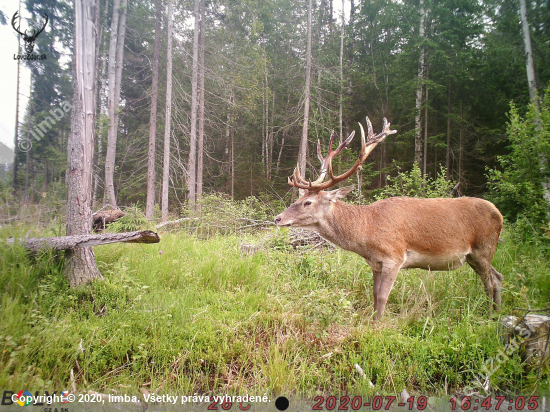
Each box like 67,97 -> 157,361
373,263 -> 400,320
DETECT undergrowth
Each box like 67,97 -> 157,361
0,224 -> 548,400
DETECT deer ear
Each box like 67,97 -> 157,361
325,186 -> 354,202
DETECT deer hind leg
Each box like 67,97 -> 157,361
373,264 -> 399,320
467,254 -> 501,311
491,266 -> 503,309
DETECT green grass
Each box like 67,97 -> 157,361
0,225 -> 549,400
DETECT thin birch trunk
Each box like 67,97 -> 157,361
188,0 -> 200,207
414,0 -> 426,167
197,0 -> 206,209
145,0 -> 163,218
104,0 -> 120,208
339,0 -> 344,142
298,0 -> 313,193
446,80 -> 451,180
161,0 -> 173,222
519,0 -> 550,207
423,67 -> 429,177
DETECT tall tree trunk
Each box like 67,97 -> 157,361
298,0 -> 313,193
66,0 -> 103,287
339,0 -> 344,142
329,0 -> 333,35
25,77 -> 33,203
197,0 -> 206,209
519,0 -> 550,207
188,0 -> 200,208
446,80 -> 451,180
145,0 -> 163,219
348,0 -> 355,64
519,0 -> 538,109
161,0 -> 174,223
12,1 -> 21,190
104,0 -> 121,208
423,67 -> 429,177
230,94 -> 234,199
414,0 -> 427,167
112,0 -> 127,161
92,0 -> 103,210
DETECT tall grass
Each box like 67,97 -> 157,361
0,223 -> 548,399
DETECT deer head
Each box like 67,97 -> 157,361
12,11 -> 49,54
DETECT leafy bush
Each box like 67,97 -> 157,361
376,163 -> 456,200
107,206 -> 154,232
486,90 -> 550,242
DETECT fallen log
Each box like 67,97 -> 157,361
7,230 -> 160,252
92,209 -> 126,230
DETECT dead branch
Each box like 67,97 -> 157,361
7,230 -> 160,252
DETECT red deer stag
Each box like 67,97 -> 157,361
274,118 -> 503,320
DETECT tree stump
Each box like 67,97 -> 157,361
501,314 -> 550,365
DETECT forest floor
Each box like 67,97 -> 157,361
0,221 -> 549,407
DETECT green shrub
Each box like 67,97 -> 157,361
376,163 -> 456,200
486,89 -> 550,242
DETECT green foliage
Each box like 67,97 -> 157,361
1,219 -> 548,396
375,163 -> 456,200
107,206 -> 154,232
486,91 -> 550,242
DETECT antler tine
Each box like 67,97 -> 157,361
317,139 -> 324,164
366,117 -> 374,141
11,12 -> 25,37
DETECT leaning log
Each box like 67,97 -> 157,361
7,230 -> 160,252
92,209 -> 126,230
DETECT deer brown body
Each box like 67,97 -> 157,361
275,118 -> 504,320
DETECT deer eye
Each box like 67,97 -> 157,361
304,201 -> 312,206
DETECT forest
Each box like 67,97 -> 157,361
1,0 -> 550,407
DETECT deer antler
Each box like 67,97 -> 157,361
11,12 -> 26,38
288,117 -> 397,191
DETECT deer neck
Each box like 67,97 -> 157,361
316,201 -> 369,253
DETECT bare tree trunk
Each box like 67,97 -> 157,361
12,0 -> 21,190
92,0 -> 103,210
188,0 -> 200,208
112,0 -> 127,156
519,0 -> 539,109
104,0 -> 120,208
458,101 -> 463,190
298,0 -> 313,192
423,67 -> 429,177
268,90 -> 275,180
329,0 -> 333,35
519,0 -> 550,207
161,0 -> 173,223
414,0 -> 427,167
145,0 -> 163,219
66,0 -> 103,287
196,0 -> 206,209
446,80 -> 451,180
276,131 -> 285,174
348,0 -> 355,64
339,0 -> 344,142
231,109 -> 234,199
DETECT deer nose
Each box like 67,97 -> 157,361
274,216 -> 281,225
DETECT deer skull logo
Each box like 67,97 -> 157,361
12,11 -> 49,54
